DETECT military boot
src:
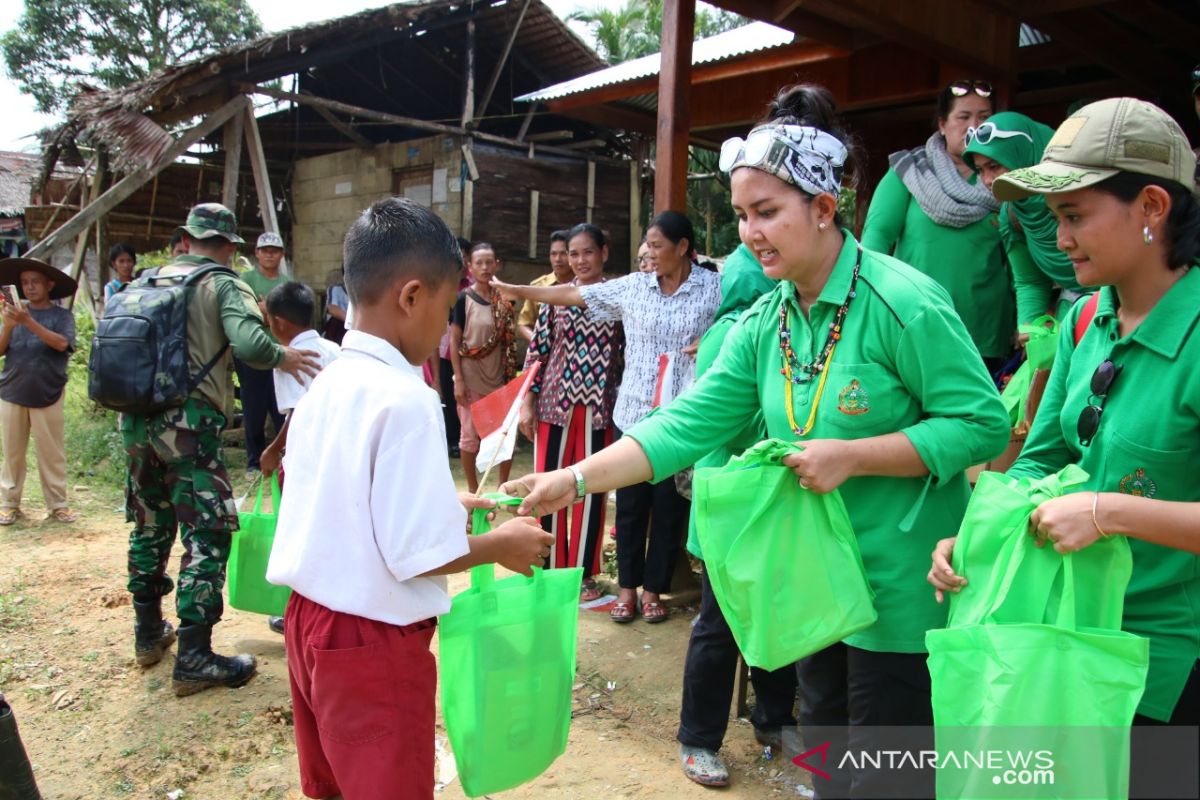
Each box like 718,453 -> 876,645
133,595 -> 176,667
172,623 -> 257,697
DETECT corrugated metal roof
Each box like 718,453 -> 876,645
1018,23 -> 1051,48
516,20 -> 793,103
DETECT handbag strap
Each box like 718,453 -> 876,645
468,493 -> 523,591
251,473 -> 282,515
1074,292 -> 1100,345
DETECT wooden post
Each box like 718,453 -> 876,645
654,0 -> 695,214
586,161 -> 595,224
94,150 -> 110,290
528,190 -> 539,259
461,19 -> 475,127
24,95 -> 248,261
462,141 -> 475,241
222,112 -> 245,210
629,160 -> 642,271
143,175 -> 159,239
67,158 -> 106,313
242,104 -> 289,277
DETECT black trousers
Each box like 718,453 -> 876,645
677,565 -> 797,751
613,477 -> 690,594
234,358 -> 284,469
797,641 -> 934,800
438,357 -> 459,448
1131,661 -> 1199,800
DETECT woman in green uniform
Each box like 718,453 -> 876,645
929,98 -> 1200,735
503,84 -> 1009,799
961,111 -> 1087,329
862,80 -> 1013,367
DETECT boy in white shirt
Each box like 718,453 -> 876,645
259,281 -> 341,635
267,198 -> 551,800
259,281 -> 341,480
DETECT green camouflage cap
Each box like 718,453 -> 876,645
178,203 -> 245,243
993,98 -> 1197,202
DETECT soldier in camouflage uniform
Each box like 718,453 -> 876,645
124,203 -> 320,697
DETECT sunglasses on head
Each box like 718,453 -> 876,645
965,122 -> 1033,147
1076,359 -> 1122,447
948,80 -> 993,98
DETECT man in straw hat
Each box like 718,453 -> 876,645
121,203 -> 320,697
0,257 -> 78,526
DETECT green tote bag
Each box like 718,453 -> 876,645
227,475 -> 291,616
439,495 -> 581,797
694,439 -> 877,671
928,499 -> 1149,799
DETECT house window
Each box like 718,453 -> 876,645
393,166 -> 434,208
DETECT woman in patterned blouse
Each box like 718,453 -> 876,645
519,223 -> 625,601
495,211 -> 722,623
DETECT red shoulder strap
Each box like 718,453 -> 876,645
1074,292 -> 1100,346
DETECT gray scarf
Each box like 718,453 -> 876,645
889,133 -> 998,228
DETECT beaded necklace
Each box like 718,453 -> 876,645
778,245 -> 863,436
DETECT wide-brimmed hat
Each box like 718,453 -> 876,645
993,97 -> 1197,202
177,202 -> 245,243
0,257 -> 79,300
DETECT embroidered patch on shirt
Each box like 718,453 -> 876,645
1118,467 -> 1157,498
837,379 -> 870,415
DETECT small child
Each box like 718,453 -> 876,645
266,198 -> 551,800
449,242 -> 516,492
260,281 -> 341,481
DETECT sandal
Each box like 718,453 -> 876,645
580,579 -> 603,603
609,602 -> 637,624
0,508 -> 20,526
680,745 -> 730,787
48,508 -> 77,523
642,600 -> 669,624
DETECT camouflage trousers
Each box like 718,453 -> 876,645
122,399 -> 239,625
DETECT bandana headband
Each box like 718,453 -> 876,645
719,124 -> 848,199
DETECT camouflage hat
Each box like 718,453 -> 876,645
993,97 -> 1197,202
178,203 -> 245,243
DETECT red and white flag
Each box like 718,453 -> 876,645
472,362 -> 540,472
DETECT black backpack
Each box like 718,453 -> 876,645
88,263 -> 237,414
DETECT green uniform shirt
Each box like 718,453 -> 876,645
1002,211 -> 1082,324
628,233 -> 1010,653
862,169 -> 1013,358
1008,272 -> 1200,721
241,268 -> 287,301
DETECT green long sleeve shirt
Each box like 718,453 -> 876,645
862,169 -> 1013,358
1008,272 -> 1200,721
1001,209 -> 1083,324
628,233 -> 1010,653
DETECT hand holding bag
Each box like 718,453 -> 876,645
227,475 -> 291,616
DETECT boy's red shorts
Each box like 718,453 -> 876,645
284,592 -> 437,799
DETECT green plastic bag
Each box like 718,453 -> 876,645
694,439 -> 877,671
227,475 -> 290,616
440,494 -> 581,797
1021,314 -> 1059,371
947,467 -> 1132,630
928,480 -> 1149,799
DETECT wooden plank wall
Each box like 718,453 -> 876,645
470,143 -> 633,275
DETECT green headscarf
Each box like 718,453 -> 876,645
962,111 -> 1074,285
695,244 -> 776,374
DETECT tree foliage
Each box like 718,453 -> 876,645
569,0 -> 746,64
2,0 -> 263,113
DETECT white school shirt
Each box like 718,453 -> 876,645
266,330 -> 469,625
272,329 -> 341,413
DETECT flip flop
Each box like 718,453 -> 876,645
642,601 -> 669,623
580,579 -> 603,603
610,601 -> 637,623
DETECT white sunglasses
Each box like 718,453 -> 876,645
718,126 -> 809,173
965,122 -> 1033,147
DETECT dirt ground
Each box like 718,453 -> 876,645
0,448 -> 814,799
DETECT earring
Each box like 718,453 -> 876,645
818,222 -> 827,231
1143,225 -> 1153,245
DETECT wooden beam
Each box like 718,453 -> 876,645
221,112 -> 245,209
516,103 -> 537,141
771,5 -> 857,49
462,19 -> 476,127
528,189 -> 539,259
242,105 -> 289,278
240,83 -> 627,163
311,102 -> 374,148
476,0 -> 532,124
25,95 -> 248,261
525,130 -> 574,142
654,0 -> 695,214
629,160 -> 642,270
